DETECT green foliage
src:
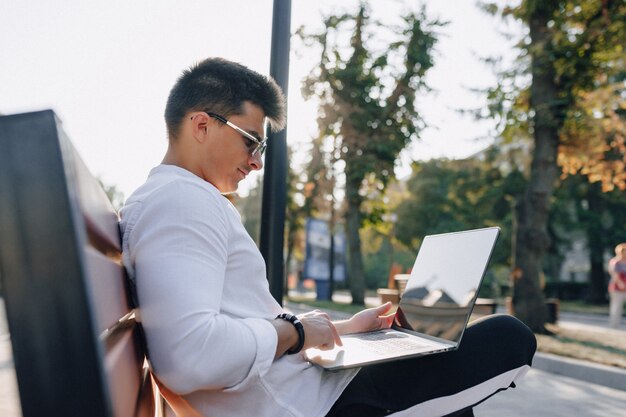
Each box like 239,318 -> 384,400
98,179 -> 125,212
238,147 -> 309,257
480,0 -> 626,190
359,228 -> 415,290
285,297 -> 364,315
284,146 -> 310,274
364,247 -> 416,290
238,175 -> 263,243
477,0 -> 625,330
298,2 -> 442,217
550,173 -> 626,269
394,157 -> 524,269
388,152 -> 626,298
297,2 -> 441,304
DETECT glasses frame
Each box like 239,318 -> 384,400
204,111 -> 268,157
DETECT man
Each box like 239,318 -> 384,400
121,57 -> 535,417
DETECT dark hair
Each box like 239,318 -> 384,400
164,57 -> 286,140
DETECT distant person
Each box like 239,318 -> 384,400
608,243 -> 626,328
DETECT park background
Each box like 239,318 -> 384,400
2,0 -> 625,331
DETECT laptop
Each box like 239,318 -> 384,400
304,227 -> 500,371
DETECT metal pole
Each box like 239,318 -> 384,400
329,210 -> 335,301
261,0 -> 291,305
328,136 -> 338,301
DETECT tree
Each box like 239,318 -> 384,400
560,81 -> 626,192
239,175 -> 264,243
284,147 -> 311,294
298,3 -> 440,304
551,174 -> 626,303
480,0 -> 626,332
99,179 -> 125,212
394,151 -> 525,272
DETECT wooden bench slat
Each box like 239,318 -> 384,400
105,327 -> 152,417
67,142 -> 123,254
85,247 -> 132,333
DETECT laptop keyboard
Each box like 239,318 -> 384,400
348,331 -> 433,355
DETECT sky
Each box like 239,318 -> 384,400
0,0 -> 519,199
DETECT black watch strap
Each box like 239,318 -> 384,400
276,313 -> 305,354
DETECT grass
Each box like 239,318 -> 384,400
286,296 -> 365,315
286,295 -> 626,369
536,323 -> 626,369
558,300 -> 610,315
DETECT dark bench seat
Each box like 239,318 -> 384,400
0,110 -> 160,417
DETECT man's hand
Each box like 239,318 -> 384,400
298,310 -> 343,351
272,310 -> 342,358
334,302 -> 395,336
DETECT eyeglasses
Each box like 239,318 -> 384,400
204,111 -> 268,157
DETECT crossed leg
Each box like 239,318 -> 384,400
326,314 -> 537,417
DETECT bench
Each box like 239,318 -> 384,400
505,296 -> 560,323
473,298 -> 498,316
0,110 -> 163,417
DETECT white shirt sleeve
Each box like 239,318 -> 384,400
124,180 -> 277,394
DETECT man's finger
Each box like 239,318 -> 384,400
378,301 -> 393,314
330,322 -> 343,347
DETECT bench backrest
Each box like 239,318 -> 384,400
0,110 -> 156,417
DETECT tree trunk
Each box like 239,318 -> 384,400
345,177 -> 365,305
586,181 -> 607,304
513,197 -> 549,332
284,224 -> 295,297
512,6 -> 561,333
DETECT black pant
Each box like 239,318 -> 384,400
326,314 -> 537,417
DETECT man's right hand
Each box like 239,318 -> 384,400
298,310 -> 343,351
272,310 -> 342,358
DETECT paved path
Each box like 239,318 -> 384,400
559,310 -> 626,332
474,367 -> 626,417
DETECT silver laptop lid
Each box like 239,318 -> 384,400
393,227 -> 500,345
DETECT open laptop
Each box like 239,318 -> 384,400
304,227 -> 500,371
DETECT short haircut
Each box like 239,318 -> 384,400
164,57 -> 286,140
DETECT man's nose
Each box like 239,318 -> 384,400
248,152 -> 264,171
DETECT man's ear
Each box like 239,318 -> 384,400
190,112 -> 211,143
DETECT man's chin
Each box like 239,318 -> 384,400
220,182 -> 240,195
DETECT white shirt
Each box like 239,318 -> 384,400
120,165 -> 357,417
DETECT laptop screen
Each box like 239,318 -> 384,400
393,227 -> 499,344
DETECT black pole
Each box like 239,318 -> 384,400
261,0 -> 291,305
329,213 -> 335,301
328,136 -> 338,301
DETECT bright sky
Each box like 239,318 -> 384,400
1,0 -> 519,199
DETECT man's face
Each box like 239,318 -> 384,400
198,101 -> 266,193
